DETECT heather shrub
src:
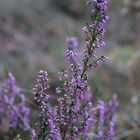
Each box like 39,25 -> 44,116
31,0 -> 118,140
0,0 -> 119,140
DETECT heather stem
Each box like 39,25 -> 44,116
62,126 -> 67,140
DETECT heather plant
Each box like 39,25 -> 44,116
0,72 -> 30,136
31,0 -> 118,140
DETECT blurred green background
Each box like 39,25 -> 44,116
0,0 -> 140,139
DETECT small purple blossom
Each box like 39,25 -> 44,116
104,120 -> 115,140
31,129 -> 37,140
98,100 -> 105,126
66,37 -> 78,52
83,26 -> 89,33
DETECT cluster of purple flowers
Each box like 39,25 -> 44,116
0,1 -> 118,140
31,0 -> 118,140
0,72 -> 30,132
32,70 -> 118,140
82,0 -> 110,71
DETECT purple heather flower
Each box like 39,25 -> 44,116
83,26 -> 89,33
81,0 -> 110,73
33,70 -> 61,140
31,129 -> 37,140
55,87 -> 62,95
66,37 -> 78,52
0,72 -> 30,132
31,0 -> 118,139
98,100 -> 105,126
104,120 -> 115,140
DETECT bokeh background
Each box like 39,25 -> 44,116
0,0 -> 140,139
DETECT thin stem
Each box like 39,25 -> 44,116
62,126 -> 67,140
